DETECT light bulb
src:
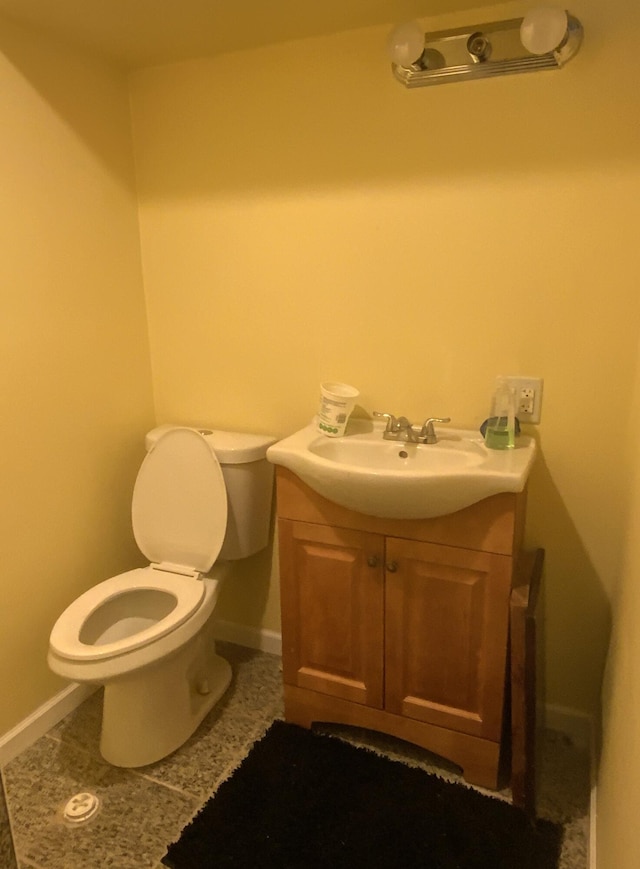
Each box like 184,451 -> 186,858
387,21 -> 425,68
520,6 -> 568,55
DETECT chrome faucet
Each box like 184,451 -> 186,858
420,417 -> 451,444
373,411 -> 451,444
373,410 -> 451,444
373,412 -> 420,442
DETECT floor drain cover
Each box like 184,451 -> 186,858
62,792 -> 100,824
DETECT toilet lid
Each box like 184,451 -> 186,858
132,428 -> 227,573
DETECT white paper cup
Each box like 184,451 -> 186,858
317,382 -> 359,437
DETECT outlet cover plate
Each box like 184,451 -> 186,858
503,376 -> 543,424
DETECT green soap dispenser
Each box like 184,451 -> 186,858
485,377 -> 516,450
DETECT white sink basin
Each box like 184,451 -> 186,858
267,418 -> 536,520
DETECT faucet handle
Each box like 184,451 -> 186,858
420,417 -> 451,443
373,411 -> 399,432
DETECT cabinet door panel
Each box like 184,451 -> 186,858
279,520 -> 384,707
385,539 -> 511,740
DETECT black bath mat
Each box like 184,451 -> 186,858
163,720 -> 562,869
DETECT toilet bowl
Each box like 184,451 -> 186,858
48,425 -> 275,768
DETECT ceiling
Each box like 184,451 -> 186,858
0,0 -> 505,70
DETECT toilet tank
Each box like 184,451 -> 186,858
145,425 -> 277,561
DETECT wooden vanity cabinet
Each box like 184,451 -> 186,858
275,467 -> 527,789
278,520 -> 385,709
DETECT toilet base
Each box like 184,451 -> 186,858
99,639 -> 232,767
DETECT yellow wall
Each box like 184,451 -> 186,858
597,339 -> 640,867
130,0 -> 640,714
0,0 -> 640,869
0,17 -> 154,732
2,2 -> 640,865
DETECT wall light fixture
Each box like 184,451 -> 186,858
387,6 -> 583,88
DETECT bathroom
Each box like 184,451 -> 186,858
0,0 -> 639,865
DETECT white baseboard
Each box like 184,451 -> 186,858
590,776 -> 597,869
543,702 -> 593,750
588,707 -> 601,869
0,625 -> 281,768
0,683 -> 97,767
1,630 -> 597,869
213,619 -> 282,657
544,702 -> 597,868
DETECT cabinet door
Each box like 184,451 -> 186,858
384,538 -> 512,740
279,519 -> 384,707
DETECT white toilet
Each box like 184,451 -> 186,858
48,424 -> 275,768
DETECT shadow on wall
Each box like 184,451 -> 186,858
0,772 -> 17,869
2,4 -> 639,200
0,12 -> 136,187
214,526 -> 278,631
126,6 -> 640,200
527,450 -> 613,714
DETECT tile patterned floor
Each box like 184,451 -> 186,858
2,642 -> 590,869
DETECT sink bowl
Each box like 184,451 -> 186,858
266,418 -> 536,520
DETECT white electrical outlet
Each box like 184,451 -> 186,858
502,376 -> 544,424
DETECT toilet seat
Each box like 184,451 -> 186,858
50,428 -> 230,664
49,567 -> 206,662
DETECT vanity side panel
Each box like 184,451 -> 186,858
275,467 -> 521,555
